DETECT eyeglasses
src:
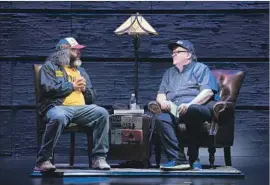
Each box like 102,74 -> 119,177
171,50 -> 188,56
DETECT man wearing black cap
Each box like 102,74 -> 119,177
149,40 -> 219,170
34,37 -> 111,171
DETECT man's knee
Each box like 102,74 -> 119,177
155,113 -> 172,129
156,113 -> 171,121
185,104 -> 212,123
186,104 -> 201,117
94,106 -> 109,120
46,109 -> 67,127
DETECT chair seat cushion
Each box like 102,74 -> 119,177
68,123 -> 78,127
64,123 -> 92,133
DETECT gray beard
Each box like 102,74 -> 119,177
70,58 -> 82,67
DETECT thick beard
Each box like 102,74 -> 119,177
70,58 -> 82,67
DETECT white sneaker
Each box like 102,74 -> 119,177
34,160 -> 56,172
92,157 -> 111,170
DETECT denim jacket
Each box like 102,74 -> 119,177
38,49 -> 96,116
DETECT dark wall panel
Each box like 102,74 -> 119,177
71,2 -> 151,10
1,13 -> 268,58
7,109 -> 268,156
3,61 -> 268,107
71,14 -> 151,58
233,110 -> 269,157
0,13 -> 12,57
0,2 -> 11,9
11,62 -> 36,105
6,2 -> 269,10
0,62 -> 12,105
9,61 -> 135,106
82,62 -> 135,105
150,13 -> 269,58
139,61 -> 269,107
11,110 -> 36,155
4,13 -> 71,57
151,2 -> 269,10
11,2 -> 71,9
0,110 -> 12,155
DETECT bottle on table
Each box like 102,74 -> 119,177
129,93 -> 137,110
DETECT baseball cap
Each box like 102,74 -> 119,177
55,37 -> 86,50
168,40 -> 195,54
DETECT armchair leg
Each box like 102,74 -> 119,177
154,134 -> 162,167
208,147 -> 216,169
87,132 -> 93,168
37,131 -> 42,155
69,132 -> 75,166
51,150 -> 55,164
224,147 -> 232,166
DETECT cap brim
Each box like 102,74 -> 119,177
71,44 -> 86,49
168,43 -> 182,51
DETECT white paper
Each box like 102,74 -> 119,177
169,101 -> 179,118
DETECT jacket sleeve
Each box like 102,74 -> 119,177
40,63 -> 74,98
80,68 -> 97,104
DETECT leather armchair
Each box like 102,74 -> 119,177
149,70 -> 245,168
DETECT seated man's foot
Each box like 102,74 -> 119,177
190,159 -> 202,170
160,160 -> 191,171
148,101 -> 162,115
34,160 -> 56,172
92,157 -> 111,170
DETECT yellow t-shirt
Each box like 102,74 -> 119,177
62,67 -> 85,106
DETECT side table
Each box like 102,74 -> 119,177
108,114 -> 151,168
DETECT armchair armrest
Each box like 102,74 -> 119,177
212,101 -> 235,124
148,101 -> 163,115
209,101 -> 235,135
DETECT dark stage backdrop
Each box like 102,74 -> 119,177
0,2 -> 268,158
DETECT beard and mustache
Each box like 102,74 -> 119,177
70,53 -> 82,67
47,48 -> 82,67
71,58 -> 82,67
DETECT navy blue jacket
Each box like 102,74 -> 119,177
38,50 -> 96,116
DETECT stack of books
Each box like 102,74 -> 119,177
110,109 -> 145,145
113,109 -> 144,115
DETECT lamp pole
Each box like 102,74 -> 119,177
114,12 -> 158,103
133,35 -> 140,102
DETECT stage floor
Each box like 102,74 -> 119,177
0,156 -> 269,185
30,164 -> 244,177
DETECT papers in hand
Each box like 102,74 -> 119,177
168,101 -> 179,118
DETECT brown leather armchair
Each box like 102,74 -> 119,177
149,70 -> 245,168
33,64 -> 93,167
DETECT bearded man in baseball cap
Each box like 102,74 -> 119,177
34,37 -> 111,172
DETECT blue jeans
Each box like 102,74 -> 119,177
36,104 -> 109,164
154,104 -> 212,163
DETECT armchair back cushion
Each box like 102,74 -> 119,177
212,70 -> 245,102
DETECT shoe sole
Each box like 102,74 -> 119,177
148,101 -> 162,115
160,164 -> 191,171
192,164 -> 202,170
33,168 -> 56,173
192,167 -> 203,170
92,167 -> 111,170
